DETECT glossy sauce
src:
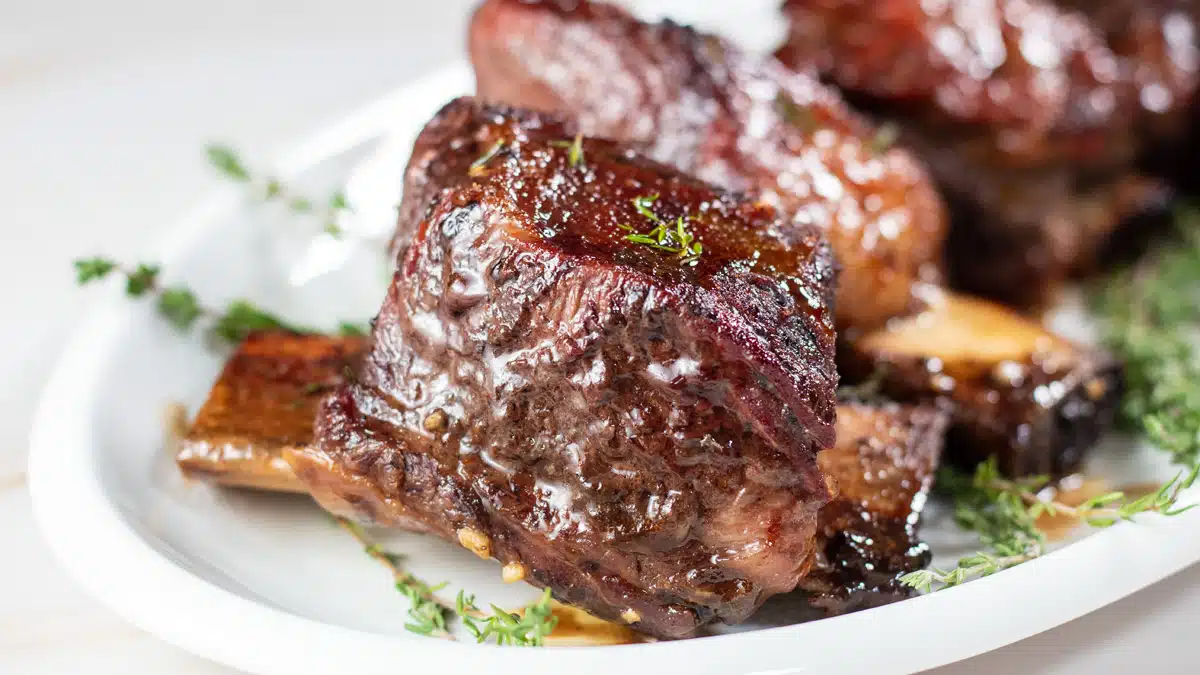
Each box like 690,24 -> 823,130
470,0 -> 949,331
1034,475 -> 1111,541
1035,477 -> 1164,541
533,602 -> 647,646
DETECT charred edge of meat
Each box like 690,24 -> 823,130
176,331 -> 368,492
798,401 -> 947,613
839,287 -> 1124,477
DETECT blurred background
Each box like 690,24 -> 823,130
2,1 -> 1198,672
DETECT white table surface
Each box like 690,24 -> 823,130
2,1 -> 1197,672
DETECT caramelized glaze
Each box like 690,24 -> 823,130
470,0 -> 948,331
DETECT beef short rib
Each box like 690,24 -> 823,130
177,332 -> 943,615
778,0 -> 1193,306
803,401 -> 946,612
176,331 -> 367,493
470,0 -> 948,332
466,0 -> 1123,477
289,98 -> 841,639
840,285 -> 1123,476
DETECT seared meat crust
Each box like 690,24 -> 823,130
294,98 -> 841,639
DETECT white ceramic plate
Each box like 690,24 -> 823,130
27,2 -> 1200,674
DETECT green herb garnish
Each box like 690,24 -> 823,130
868,122 -> 899,155
620,195 -> 703,265
73,256 -> 359,344
1092,209 -> 1200,467
337,517 -> 557,645
458,588 -> 558,647
901,459 -> 1197,592
469,140 -> 506,177
337,321 -> 370,337
775,91 -> 818,135
567,132 -> 585,168
551,133 -> 586,169
206,145 -> 251,182
335,517 -> 456,639
206,143 -> 350,238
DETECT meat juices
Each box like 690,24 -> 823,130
289,98 -> 841,638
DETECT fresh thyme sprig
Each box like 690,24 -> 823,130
901,459 -> 1046,592
550,133 -> 586,169
206,144 -> 350,237
1092,208 -> 1200,467
337,517 -> 558,645
619,195 -> 703,265
73,256 -> 366,343
458,588 -> 558,647
469,140 -> 506,177
334,517 -> 457,638
902,458 -> 1199,592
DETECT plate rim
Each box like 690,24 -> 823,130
27,60 -> 1200,675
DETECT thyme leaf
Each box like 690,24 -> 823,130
206,143 -> 350,238
868,122 -> 899,155
458,588 -> 558,647
620,195 -> 703,265
469,140 -> 506,177
550,134 -> 586,169
338,517 -> 558,645
334,517 -> 456,639
72,256 -> 361,344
